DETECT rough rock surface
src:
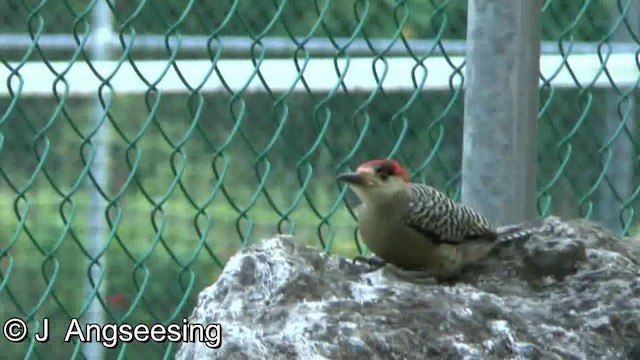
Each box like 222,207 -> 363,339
176,216 -> 640,359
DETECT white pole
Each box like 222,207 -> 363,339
83,0 -> 114,359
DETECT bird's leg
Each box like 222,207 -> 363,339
352,254 -> 387,270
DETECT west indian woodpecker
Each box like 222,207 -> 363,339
337,159 -> 540,280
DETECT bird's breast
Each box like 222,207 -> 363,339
357,205 -> 459,271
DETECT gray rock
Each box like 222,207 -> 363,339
176,217 -> 640,359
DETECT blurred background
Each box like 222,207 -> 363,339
0,0 -> 639,358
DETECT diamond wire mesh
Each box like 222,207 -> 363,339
536,0 -> 640,234
0,0 -> 638,358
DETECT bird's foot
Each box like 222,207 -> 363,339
352,255 -> 387,272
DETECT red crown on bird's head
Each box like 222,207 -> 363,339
358,159 -> 410,183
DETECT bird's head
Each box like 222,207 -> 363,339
337,159 -> 410,203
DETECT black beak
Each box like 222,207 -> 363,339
337,172 -> 366,185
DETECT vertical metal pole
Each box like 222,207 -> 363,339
84,1 -> 114,359
461,0 -> 542,226
597,1 -> 639,233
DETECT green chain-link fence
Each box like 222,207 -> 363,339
1,0 -> 639,358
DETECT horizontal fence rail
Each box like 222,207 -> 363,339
1,34 -> 639,56
2,53 -> 638,97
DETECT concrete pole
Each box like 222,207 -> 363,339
461,0 -> 542,226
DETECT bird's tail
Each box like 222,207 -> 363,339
495,217 -> 546,244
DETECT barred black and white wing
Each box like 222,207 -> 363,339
402,184 -> 497,245
495,218 -> 545,243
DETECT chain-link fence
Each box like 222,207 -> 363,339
1,0 -> 639,358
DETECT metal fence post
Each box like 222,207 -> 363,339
84,1 -> 114,359
461,0 -> 542,226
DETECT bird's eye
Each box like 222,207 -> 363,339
376,167 -> 390,180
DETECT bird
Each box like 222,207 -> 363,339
337,158 -> 541,280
